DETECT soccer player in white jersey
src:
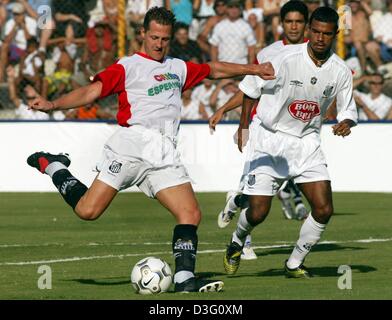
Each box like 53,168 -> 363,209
25,7 -> 274,293
210,0 -> 310,260
223,6 -> 358,278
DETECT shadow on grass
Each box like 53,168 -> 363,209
333,212 -> 358,216
256,243 -> 365,258
68,277 -> 131,286
254,264 -> 377,278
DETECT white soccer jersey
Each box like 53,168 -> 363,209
94,52 -> 210,134
256,40 -> 285,64
240,43 -> 358,138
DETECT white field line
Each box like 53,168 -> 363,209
0,237 -> 391,266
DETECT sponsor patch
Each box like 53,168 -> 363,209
310,77 -> 317,85
288,100 -> 320,122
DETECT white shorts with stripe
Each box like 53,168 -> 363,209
96,125 -> 191,198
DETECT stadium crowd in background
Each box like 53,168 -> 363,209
0,0 -> 392,120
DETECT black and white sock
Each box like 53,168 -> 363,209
172,224 -> 198,284
45,162 -> 87,210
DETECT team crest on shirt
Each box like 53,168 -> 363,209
109,160 -> 122,174
323,85 -> 334,97
310,77 -> 317,85
288,100 -> 320,122
248,174 -> 256,186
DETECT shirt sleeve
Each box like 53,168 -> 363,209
336,69 -> 358,124
239,75 -> 264,99
93,63 -> 126,98
239,55 -> 281,98
183,62 -> 211,92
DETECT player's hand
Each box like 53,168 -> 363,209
256,62 -> 275,80
28,95 -> 55,113
208,109 -> 225,132
332,119 -> 355,137
236,126 -> 249,152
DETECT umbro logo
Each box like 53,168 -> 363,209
109,160 -> 122,174
289,80 -> 303,87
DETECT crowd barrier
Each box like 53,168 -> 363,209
1,121 -> 391,193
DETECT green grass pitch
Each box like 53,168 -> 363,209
0,192 -> 391,300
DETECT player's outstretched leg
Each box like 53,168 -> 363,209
157,185 -> 223,293
27,151 -> 88,210
241,234 -> 257,260
172,224 -> 224,293
277,184 -> 295,220
287,180 -> 309,220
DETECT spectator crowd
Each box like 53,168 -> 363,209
0,0 -> 391,121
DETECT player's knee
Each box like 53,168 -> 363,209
247,207 -> 269,226
312,203 -> 333,224
188,208 -> 202,225
75,205 -> 103,221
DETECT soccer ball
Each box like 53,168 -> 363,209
131,257 -> 172,295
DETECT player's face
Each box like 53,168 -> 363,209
282,11 -> 306,44
308,20 -> 337,55
142,21 -> 172,61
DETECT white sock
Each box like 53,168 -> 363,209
244,234 -> 252,247
174,271 -> 194,284
45,162 -> 67,178
227,193 -> 240,212
287,213 -> 326,269
232,209 -> 254,247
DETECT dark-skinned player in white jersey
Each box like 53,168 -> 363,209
223,6 -> 357,278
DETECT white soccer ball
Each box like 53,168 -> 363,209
131,257 -> 172,295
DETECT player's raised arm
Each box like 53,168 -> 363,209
28,81 -> 103,113
237,94 -> 256,152
207,61 -> 275,80
209,91 -> 244,131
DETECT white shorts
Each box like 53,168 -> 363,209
243,164 -> 330,196
96,126 -> 191,198
242,124 -> 330,196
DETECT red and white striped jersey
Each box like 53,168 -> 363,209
94,52 -> 210,133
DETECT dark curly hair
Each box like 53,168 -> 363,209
143,7 -> 176,32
